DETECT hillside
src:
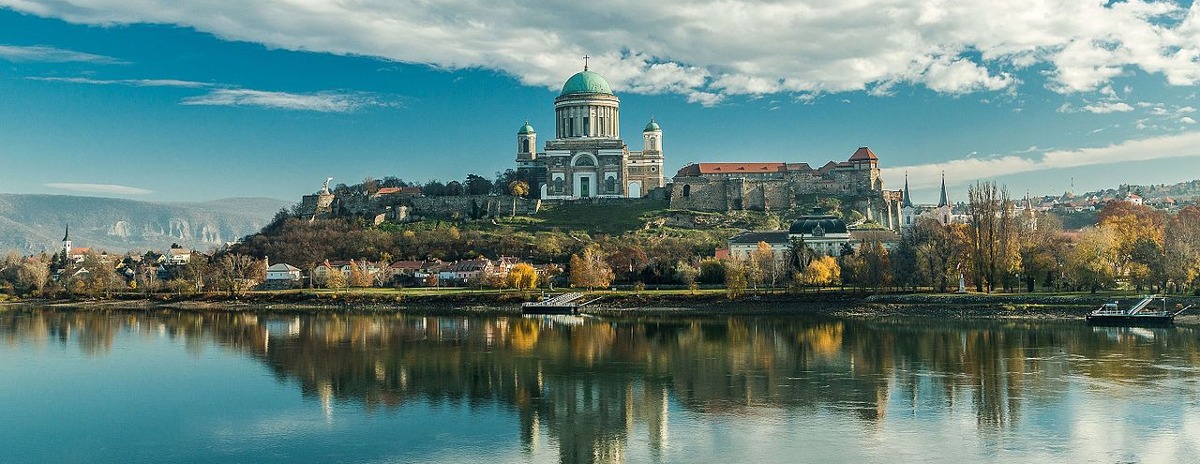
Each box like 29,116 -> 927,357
0,194 -> 292,254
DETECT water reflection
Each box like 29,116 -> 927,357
3,309 -> 1199,463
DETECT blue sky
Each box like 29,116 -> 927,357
1,1 -> 1199,204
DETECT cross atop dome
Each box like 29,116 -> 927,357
583,54 -> 589,71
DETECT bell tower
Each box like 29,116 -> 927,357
516,121 -> 536,162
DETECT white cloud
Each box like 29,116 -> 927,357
3,0 -> 1199,102
886,131 -> 1200,189
28,76 -> 211,88
0,44 -> 124,64
45,183 -> 152,195
180,89 -> 393,112
923,57 -> 1012,93
29,76 -> 393,112
1182,116 -> 1197,124
1079,101 -> 1135,114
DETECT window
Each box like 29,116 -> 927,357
682,185 -> 691,197
649,137 -> 657,150
520,139 -> 530,153
583,116 -> 590,136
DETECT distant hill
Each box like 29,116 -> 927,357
0,194 -> 292,254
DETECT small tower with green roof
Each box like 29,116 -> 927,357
516,121 -> 536,162
643,118 -> 662,155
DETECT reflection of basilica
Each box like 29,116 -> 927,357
5,310 -> 1196,461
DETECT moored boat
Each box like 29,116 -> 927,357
1086,295 -> 1193,327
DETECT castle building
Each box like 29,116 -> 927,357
669,147 -> 904,229
515,64 -> 665,199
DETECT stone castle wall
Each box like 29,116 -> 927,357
669,175 -> 855,211
299,193 -> 539,221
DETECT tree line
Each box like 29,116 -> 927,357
328,169 -> 533,198
5,180 -> 1200,298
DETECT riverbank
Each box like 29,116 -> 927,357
5,289 -> 1200,323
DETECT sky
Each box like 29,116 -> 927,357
1,0 -> 1199,204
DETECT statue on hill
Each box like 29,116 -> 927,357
321,177 -> 334,195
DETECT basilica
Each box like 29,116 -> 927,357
514,65 -> 665,199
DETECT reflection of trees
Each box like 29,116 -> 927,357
3,309 -> 1200,460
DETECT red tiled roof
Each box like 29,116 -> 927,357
848,147 -> 878,161
377,186 -> 421,195
676,163 -> 787,177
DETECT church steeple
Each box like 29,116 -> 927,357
937,172 -> 948,207
902,173 -> 913,208
61,224 -> 72,257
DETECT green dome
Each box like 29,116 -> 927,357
560,70 -> 613,96
644,119 -> 661,132
517,121 -> 535,134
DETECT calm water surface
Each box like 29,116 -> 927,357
2,308 -> 1199,463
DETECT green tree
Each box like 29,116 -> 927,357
698,258 -> 726,284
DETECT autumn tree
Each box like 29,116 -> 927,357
324,263 -> 347,291
967,181 -> 1020,292
606,244 -> 649,283
845,239 -> 891,293
0,252 -> 50,296
803,255 -> 841,288
1017,213 -> 1065,292
509,180 -> 529,217
81,252 -> 119,298
724,260 -> 747,299
675,260 -> 700,294
507,263 -> 539,290
569,246 -> 614,290
216,253 -> 263,296
1163,206 -> 1200,293
348,259 -> 374,287
747,241 -> 779,289
1064,226 -> 1119,292
1098,201 -> 1167,289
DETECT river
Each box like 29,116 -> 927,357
2,308 -> 1198,463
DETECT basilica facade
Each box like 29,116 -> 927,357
515,66 -> 665,199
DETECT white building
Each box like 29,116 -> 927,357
265,263 -> 302,282
728,208 -> 853,262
